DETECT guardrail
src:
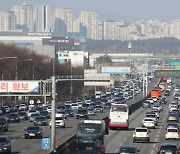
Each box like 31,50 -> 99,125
50,78 -> 161,154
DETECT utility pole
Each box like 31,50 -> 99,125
143,69 -> 145,98
145,71 -> 148,96
50,76 -> 56,152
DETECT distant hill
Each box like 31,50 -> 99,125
86,37 -> 180,55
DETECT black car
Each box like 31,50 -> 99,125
0,121 -> 8,131
158,143 -> 179,154
119,146 -> 139,154
164,90 -> 170,96
29,113 -> 40,122
64,109 -> 74,117
39,110 -> 50,119
25,126 -> 43,139
7,113 -> 20,123
0,136 -> 11,154
76,109 -> 88,119
34,116 -> 48,126
18,111 -> 28,120
95,105 -> 104,113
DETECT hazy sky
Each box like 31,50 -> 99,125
0,0 -> 180,22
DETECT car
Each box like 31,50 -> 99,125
158,143 -> 179,154
164,90 -> 170,96
49,114 -> 65,128
160,96 -> 167,104
146,98 -> 154,104
167,123 -> 179,130
28,109 -> 39,117
7,113 -> 20,123
167,113 -> 179,122
87,108 -> 96,116
24,126 -> 43,139
133,127 -> 150,143
95,105 -> 104,113
34,116 -> 48,126
0,136 -> 11,153
165,127 -> 179,140
57,111 -> 67,119
39,110 -> 50,119
64,109 -> 74,117
143,101 -> 151,108
76,109 -> 88,119
17,111 -> 28,120
0,120 -> 8,131
29,113 -> 40,122
142,117 -> 156,129
119,146 -> 140,154
71,103 -> 79,110
145,113 -> 158,125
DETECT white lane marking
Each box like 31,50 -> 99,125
30,144 -> 37,148
153,144 -> 156,148
151,150 -> 154,154
114,149 -> 119,153
11,139 -> 16,142
21,149 -> 27,153
123,138 -> 127,141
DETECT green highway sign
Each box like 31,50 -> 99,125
171,62 -> 180,66
155,70 -> 180,77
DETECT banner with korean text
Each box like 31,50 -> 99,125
0,81 -> 39,93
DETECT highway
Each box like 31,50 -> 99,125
106,78 -> 180,154
0,77 -> 164,154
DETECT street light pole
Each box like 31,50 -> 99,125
128,42 -> 132,66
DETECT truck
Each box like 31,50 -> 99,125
150,87 -> 161,101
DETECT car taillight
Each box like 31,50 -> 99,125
133,132 -> 136,136
101,143 -> 104,150
165,131 -> 168,134
146,132 -> 149,137
75,141 -> 78,150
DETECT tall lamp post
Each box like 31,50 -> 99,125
128,42 -> 132,66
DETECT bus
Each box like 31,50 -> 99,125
75,120 -> 108,154
109,103 -> 130,129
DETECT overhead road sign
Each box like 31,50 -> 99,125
154,70 -> 180,77
171,62 -> 180,66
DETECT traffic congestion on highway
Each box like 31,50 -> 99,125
0,74 -> 179,154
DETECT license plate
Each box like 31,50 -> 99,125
117,122 -> 120,124
29,134 -> 35,136
86,147 -> 93,150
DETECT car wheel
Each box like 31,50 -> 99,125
63,125 -> 65,128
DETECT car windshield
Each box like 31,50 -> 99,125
0,121 -> 5,125
120,147 -> 136,153
27,127 -> 40,131
55,117 -> 64,120
8,114 -> 18,117
0,138 -> 7,143
18,112 -> 26,116
111,107 -> 127,112
31,114 -> 39,117
35,117 -> 45,120
136,129 -> 147,132
79,125 -> 102,134
78,110 -> 86,113
160,145 -> 177,152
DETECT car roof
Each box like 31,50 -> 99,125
120,146 -> 137,151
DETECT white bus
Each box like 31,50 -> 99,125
109,103 -> 130,129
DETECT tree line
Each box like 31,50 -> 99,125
0,43 -> 84,103
86,37 -> 180,55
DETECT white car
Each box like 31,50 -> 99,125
71,103 -> 79,110
145,114 -> 157,125
133,127 -> 150,143
165,127 -> 179,140
50,113 -> 65,128
146,98 -> 154,104
142,118 -> 155,129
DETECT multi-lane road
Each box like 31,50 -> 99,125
0,77 -> 174,154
